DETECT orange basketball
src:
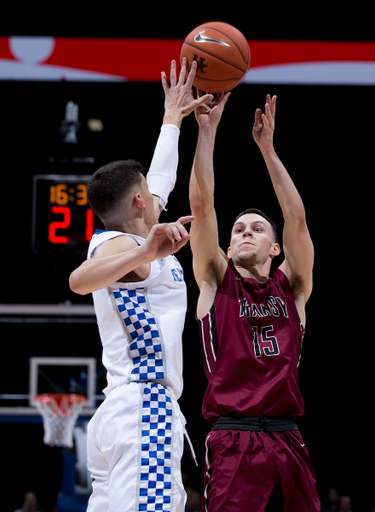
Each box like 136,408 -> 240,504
180,21 -> 250,94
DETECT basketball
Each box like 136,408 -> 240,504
180,21 -> 250,94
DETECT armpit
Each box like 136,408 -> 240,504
119,270 -> 142,283
206,259 -> 224,287
290,273 -> 304,300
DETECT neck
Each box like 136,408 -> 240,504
233,260 -> 271,282
106,218 -> 151,239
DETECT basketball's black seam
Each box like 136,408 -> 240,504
196,25 -> 250,64
184,41 -> 248,74
190,26 -> 250,66
189,75 -> 242,85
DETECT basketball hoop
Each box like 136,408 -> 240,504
34,393 -> 86,448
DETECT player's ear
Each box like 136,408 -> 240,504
134,192 -> 146,211
270,243 -> 281,258
227,246 -> 232,259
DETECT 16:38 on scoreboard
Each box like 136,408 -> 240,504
32,174 -> 102,252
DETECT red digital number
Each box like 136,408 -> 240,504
86,208 -> 94,242
48,206 -> 71,244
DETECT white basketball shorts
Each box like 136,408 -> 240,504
86,381 -> 186,512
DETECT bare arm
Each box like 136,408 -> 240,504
189,93 -> 230,317
69,216 -> 194,295
253,96 -> 314,319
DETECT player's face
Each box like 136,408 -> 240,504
228,213 -> 278,264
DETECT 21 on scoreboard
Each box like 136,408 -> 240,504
32,174 -> 102,252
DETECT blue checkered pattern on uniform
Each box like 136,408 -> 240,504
113,288 -> 164,381
139,383 -> 173,511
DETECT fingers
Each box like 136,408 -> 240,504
178,215 -> 195,226
190,93 -> 214,110
256,95 -> 276,118
269,94 -> 277,118
194,91 -> 230,116
254,108 -> 262,126
261,112 -> 270,132
161,59 -> 182,92
162,58 -> 231,124
156,218 -> 192,254
217,91 -> 231,108
264,97 -> 276,130
184,59 -> 197,88
161,70 -> 169,96
265,94 -> 277,120
156,216 -> 194,239
147,216 -> 194,260
171,216 -> 195,240
163,58 -> 196,90
171,218 -> 194,252
170,59 -> 177,87
181,92 -> 214,117
254,95 -> 276,135
172,234 -> 191,253
177,57 -> 188,87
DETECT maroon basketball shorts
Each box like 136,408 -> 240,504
203,428 -> 321,512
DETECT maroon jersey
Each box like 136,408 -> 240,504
198,260 -> 305,422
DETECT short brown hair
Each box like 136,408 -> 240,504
87,159 -> 145,221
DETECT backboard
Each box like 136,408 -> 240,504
29,357 -> 97,409
0,303 -> 106,422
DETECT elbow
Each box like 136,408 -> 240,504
189,195 -> 214,218
189,195 -> 202,215
296,211 -> 309,231
285,204 -> 307,228
69,272 -> 88,296
292,213 -> 307,231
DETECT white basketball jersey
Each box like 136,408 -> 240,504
88,230 -> 187,398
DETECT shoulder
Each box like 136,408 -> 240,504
91,232 -> 139,259
272,267 -> 292,289
277,262 -> 310,302
196,253 -> 230,319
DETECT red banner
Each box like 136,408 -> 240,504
1,37 -> 374,84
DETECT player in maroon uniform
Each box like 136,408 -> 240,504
189,93 -> 321,511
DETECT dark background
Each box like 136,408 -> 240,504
1,6 -> 374,511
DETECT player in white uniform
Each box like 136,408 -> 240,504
69,59 -> 213,512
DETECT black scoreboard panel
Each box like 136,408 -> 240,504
32,174 -> 102,252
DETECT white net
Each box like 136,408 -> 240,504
34,393 -> 86,448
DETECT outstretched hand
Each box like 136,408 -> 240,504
194,90 -> 231,129
143,216 -> 194,261
161,59 -> 214,127
253,94 -> 277,152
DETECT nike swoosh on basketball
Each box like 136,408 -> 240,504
194,31 -> 230,47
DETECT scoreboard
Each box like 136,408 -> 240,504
32,174 -> 102,252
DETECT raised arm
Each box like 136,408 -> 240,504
147,59 -> 213,215
189,92 -> 230,317
253,95 -> 314,320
